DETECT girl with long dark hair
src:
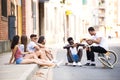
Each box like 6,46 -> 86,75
9,35 -> 56,67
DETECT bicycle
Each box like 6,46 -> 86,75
97,50 -> 118,69
80,39 -> 118,69
63,39 -> 118,68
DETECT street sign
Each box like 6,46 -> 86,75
65,10 -> 72,15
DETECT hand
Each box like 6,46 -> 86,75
72,43 -> 78,47
80,38 -> 87,43
86,39 -> 93,45
5,63 -> 11,65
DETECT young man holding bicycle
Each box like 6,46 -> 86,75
83,27 -> 109,66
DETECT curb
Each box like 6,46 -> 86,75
19,64 -> 39,80
0,64 -> 39,80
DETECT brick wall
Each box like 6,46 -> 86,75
22,0 -> 26,35
0,0 -> 11,53
0,0 -> 11,40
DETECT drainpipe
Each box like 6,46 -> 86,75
33,0 -> 36,33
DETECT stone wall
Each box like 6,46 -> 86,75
0,40 -> 11,53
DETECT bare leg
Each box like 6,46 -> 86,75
77,49 -> 83,62
67,49 -> 74,63
40,48 -> 54,61
40,49 -> 50,61
24,53 -> 38,59
35,50 -> 42,58
46,52 -> 53,61
45,48 -> 54,60
20,59 -> 55,67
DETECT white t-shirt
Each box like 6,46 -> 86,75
19,44 -> 24,52
27,41 -> 37,52
70,47 -> 77,55
91,32 -> 108,50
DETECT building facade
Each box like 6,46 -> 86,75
0,0 -> 11,40
0,0 -> 16,53
0,0 -> 120,53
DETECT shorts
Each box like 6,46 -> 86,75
16,57 -> 23,64
72,54 -> 79,62
67,54 -> 79,63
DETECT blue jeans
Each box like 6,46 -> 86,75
72,54 -> 79,62
67,54 -> 79,63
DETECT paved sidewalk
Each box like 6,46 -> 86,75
0,47 -> 58,80
0,52 -> 39,80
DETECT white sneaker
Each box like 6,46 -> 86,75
72,62 -> 76,66
77,62 -> 82,67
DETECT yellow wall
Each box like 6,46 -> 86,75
17,0 -> 22,36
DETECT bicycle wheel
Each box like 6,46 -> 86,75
107,50 -> 118,66
98,50 -> 118,68
98,57 -> 113,68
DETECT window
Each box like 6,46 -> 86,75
60,0 -> 65,4
1,0 -> 7,17
11,2 -> 15,16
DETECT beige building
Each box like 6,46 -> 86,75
103,0 -> 120,38
80,0 -> 120,38
44,1 -> 65,44
1,0 -> 120,53
23,0 -> 66,44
